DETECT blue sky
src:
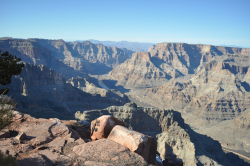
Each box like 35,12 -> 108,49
1,0 -> 250,47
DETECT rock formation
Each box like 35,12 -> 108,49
121,53 -> 250,154
108,52 -> 177,88
90,115 -> 128,141
0,63 -> 129,119
108,125 -> 157,164
0,38 -> 130,77
133,54 -> 250,127
148,43 -> 250,74
75,103 -> 248,165
108,43 -> 250,88
0,112 -> 151,165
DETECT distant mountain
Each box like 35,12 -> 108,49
0,38 -> 130,77
108,43 -> 250,88
86,39 -> 155,53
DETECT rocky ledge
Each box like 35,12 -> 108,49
0,111 -> 164,165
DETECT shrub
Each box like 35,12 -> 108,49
0,92 -> 15,131
0,92 -> 17,166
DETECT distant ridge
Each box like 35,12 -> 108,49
83,39 -> 155,52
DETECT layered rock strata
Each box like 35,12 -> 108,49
108,43 -> 250,88
0,63 -> 129,119
108,52 -> 178,88
0,38 -> 130,77
131,55 -> 250,125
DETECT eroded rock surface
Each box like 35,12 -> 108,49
0,112 -> 150,166
75,104 -> 248,165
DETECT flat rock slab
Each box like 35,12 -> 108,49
73,138 -> 148,166
108,125 -> 157,164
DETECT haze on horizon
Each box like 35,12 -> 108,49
0,0 -> 250,48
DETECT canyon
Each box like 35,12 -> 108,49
1,38 -> 250,165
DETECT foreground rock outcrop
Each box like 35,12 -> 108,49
0,112 -> 151,166
75,103 -> 249,166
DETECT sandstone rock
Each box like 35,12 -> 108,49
19,119 -> 67,139
108,125 -> 157,164
73,138 -> 148,165
90,115 -> 128,141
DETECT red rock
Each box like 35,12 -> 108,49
90,115 -> 127,141
108,125 -> 157,164
18,118 -> 70,138
73,138 -> 147,165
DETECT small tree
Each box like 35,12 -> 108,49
0,91 -> 17,166
0,50 -> 25,95
0,92 -> 15,131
